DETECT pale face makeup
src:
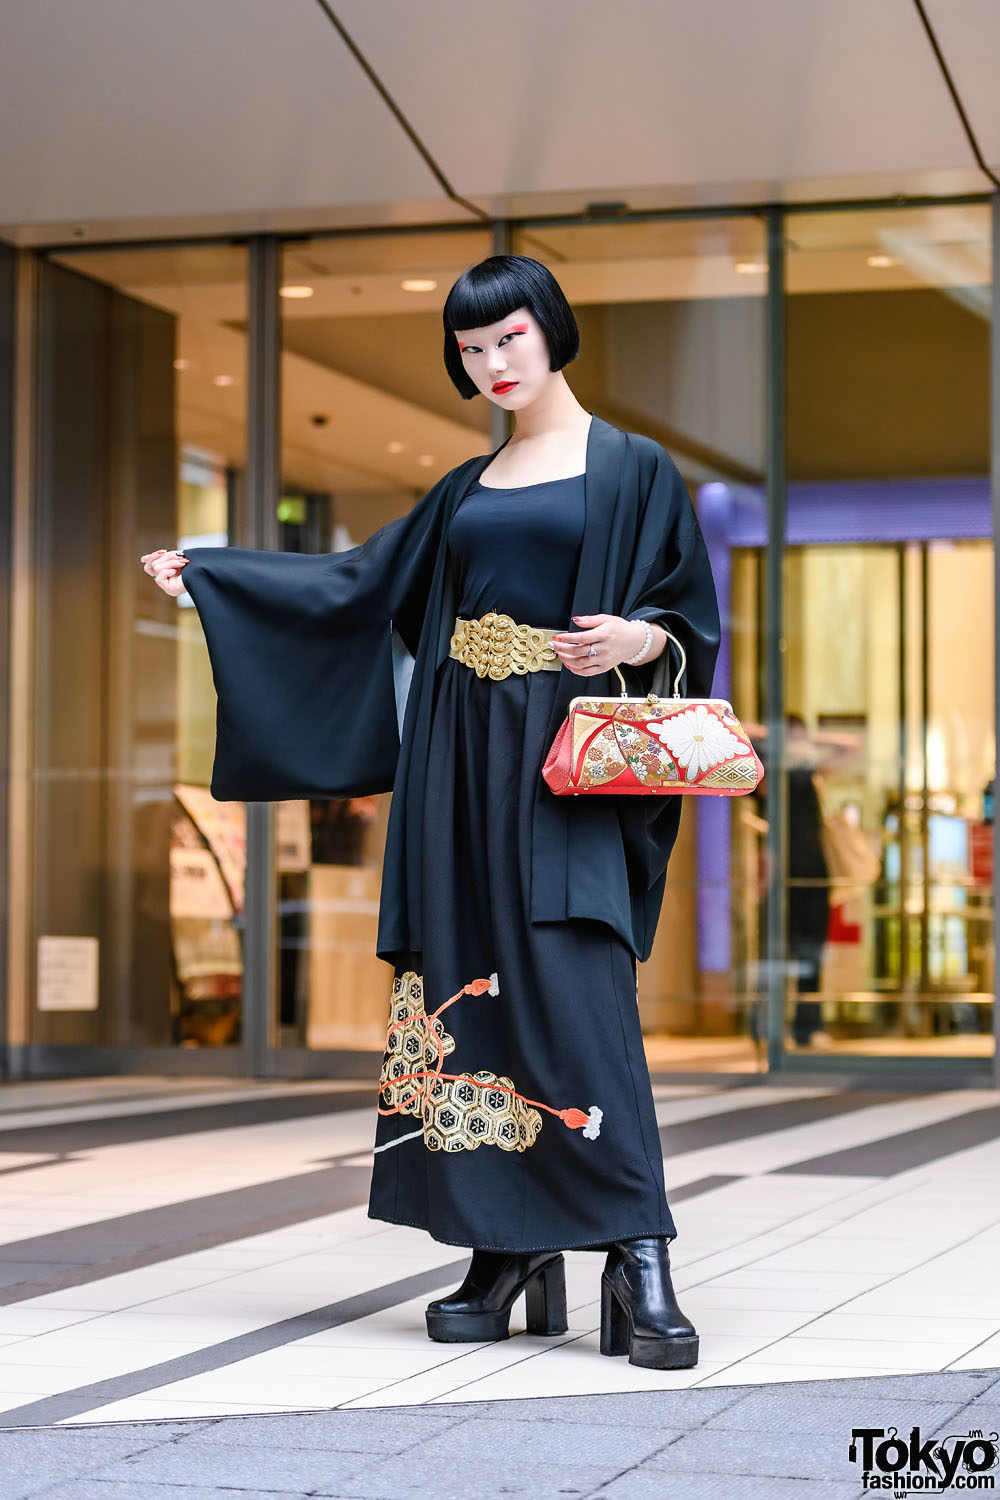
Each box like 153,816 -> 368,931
453,307 -> 553,409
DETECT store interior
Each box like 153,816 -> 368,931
33,203 -> 993,1071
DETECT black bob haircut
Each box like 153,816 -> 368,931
442,255 -> 580,399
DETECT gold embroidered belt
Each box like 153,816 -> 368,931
448,612 -> 562,680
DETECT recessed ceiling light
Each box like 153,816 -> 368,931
280,284 -> 315,299
173,358 -> 190,371
213,374 -> 236,387
386,441 -> 408,454
417,454 -> 435,467
734,260 -> 767,275
867,254 -> 896,268
401,279 -> 438,293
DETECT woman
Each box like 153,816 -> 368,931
143,255 -> 720,1370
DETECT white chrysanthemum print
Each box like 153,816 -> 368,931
647,706 -> 744,781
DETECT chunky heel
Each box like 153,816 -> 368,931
425,1249 -> 567,1344
599,1239 -> 700,1369
599,1272 -> 630,1356
524,1255 -> 568,1336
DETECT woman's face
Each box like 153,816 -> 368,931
452,306 -> 553,408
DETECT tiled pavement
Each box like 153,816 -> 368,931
4,1373 -> 1000,1498
0,1077 -> 997,1497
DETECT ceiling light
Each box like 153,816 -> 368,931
280,284 -> 315,299
386,441 -> 408,454
417,454 -> 435,467
173,358 -> 190,371
213,375 -> 236,387
401,279 -> 438,293
867,254 -> 896,268
734,260 -> 766,275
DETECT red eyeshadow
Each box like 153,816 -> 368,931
506,324 -> 529,334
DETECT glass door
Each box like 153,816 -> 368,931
776,538 -> 994,1059
30,246 -> 250,1065
779,201 -> 993,1071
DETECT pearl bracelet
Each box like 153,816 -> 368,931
623,619 -> 654,665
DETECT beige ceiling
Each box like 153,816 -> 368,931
1,0 -> 997,248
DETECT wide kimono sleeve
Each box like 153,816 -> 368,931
612,438 -> 723,957
179,475 -> 450,803
619,438 -> 721,704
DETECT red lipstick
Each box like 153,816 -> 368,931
492,381 -> 517,394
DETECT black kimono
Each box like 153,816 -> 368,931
180,414 -> 721,1253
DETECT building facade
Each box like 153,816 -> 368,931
1,195 -> 998,1085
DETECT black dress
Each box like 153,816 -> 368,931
367,473 -> 676,1252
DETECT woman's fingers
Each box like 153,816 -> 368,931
552,635 -> 605,656
141,549 -> 187,581
144,551 -> 188,595
560,658 -> 606,677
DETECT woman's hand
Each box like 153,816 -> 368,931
141,549 -> 189,597
550,614 -> 665,677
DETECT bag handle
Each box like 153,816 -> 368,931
613,624 -> 687,699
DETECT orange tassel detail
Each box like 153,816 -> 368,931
379,972 -> 603,1140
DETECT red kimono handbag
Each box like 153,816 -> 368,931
542,627 -> 763,798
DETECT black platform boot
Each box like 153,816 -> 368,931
425,1249 -> 568,1343
600,1237 -> 699,1369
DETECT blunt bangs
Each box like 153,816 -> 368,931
442,255 -> 580,399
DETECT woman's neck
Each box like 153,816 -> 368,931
509,373 -> 591,444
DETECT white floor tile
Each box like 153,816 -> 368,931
746,1238 -> 930,1274
945,1330 -> 1000,1368
803,1311 -> 1000,1345
0,1390 -> 56,1413
694,1362 -> 906,1387
64,1312 -> 272,1343
61,1398 -> 327,1423
842,1289 -> 1000,1320
687,1283 -> 857,1313
761,1336 -> 959,1371
142,1369 -> 397,1406
0,1307 -> 109,1338
701,1267 -> 888,1297
209,1342 -> 450,1380
681,1305 -> 814,1339
4,1336 -> 203,1369
339,1333 -> 583,1407
0,1363 -> 129,1395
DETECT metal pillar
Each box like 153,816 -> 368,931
240,237 -> 281,1077
763,208 -> 788,1072
0,244 -> 14,1078
991,194 -> 1000,1089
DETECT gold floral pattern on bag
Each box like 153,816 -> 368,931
544,694 -> 762,797
573,708 -> 681,789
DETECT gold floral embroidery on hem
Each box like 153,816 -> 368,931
377,970 -> 602,1154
